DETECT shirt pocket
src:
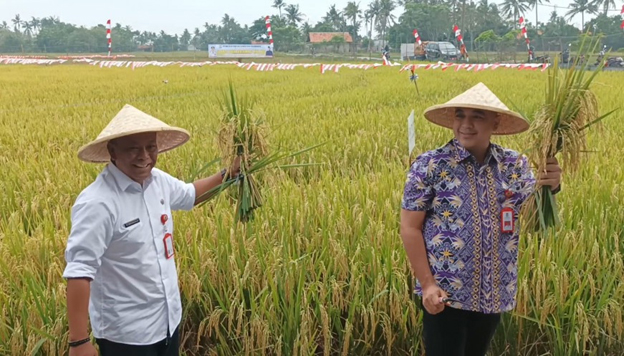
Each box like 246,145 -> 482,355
116,218 -> 148,247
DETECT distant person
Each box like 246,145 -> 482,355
400,83 -> 562,356
63,104 -> 239,356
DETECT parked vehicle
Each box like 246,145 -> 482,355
425,41 -> 460,60
605,57 -> 624,68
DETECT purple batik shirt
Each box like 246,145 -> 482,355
402,139 -> 536,314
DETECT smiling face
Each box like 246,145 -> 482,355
452,108 -> 499,155
107,132 -> 158,184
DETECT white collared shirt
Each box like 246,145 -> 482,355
63,163 -> 196,345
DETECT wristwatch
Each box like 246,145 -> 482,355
69,337 -> 91,348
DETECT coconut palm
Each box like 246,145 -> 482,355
365,0 -> 381,53
12,14 -> 21,33
272,0 -> 286,19
376,0 -> 396,47
526,0 -> 549,27
323,5 -> 346,31
29,17 -> 40,36
285,4 -> 303,26
22,22 -> 33,37
344,1 -> 362,48
500,0 -> 531,25
590,0 -> 616,15
565,0 -> 598,31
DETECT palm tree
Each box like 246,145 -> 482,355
285,4 -> 303,26
500,0 -> 530,25
445,0 -> 462,25
22,22 -> 33,37
526,0 -> 549,28
323,5 -> 345,31
344,1 -> 362,49
0,21 -> 8,30
300,22 -> 312,41
365,0 -> 381,53
272,0 -> 286,19
565,0 -> 597,31
28,17 -> 40,36
377,0 -> 396,47
591,0 -> 615,15
12,14 -> 21,33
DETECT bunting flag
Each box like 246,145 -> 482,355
453,25 -> 469,61
265,16 -> 274,46
382,53 -> 390,65
413,29 -> 422,46
621,5 -> 624,30
399,62 -> 550,73
0,56 -> 551,72
519,17 -> 532,60
106,20 -> 112,57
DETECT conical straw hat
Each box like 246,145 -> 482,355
423,82 -> 529,135
77,104 -> 190,163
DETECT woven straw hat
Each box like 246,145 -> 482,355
77,104 -> 190,163
423,82 -> 529,135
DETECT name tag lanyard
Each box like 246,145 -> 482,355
501,190 -> 514,233
161,214 -> 174,259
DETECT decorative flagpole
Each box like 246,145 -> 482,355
519,17 -> 532,62
453,25 -> 468,62
106,20 -> 112,57
265,16 -> 274,48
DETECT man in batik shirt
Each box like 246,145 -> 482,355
400,82 -> 562,356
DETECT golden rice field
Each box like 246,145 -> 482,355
0,63 -> 622,356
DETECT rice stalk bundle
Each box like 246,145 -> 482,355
521,34 -> 615,232
195,82 -> 323,223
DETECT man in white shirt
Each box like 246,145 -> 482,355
63,104 -> 239,356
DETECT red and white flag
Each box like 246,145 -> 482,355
620,5 -> 624,30
519,17 -> 531,56
265,16 -> 274,45
453,25 -> 469,61
413,29 -> 422,46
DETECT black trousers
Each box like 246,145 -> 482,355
96,327 -> 179,356
420,301 -> 501,356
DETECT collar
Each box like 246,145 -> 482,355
451,138 -> 504,164
106,162 -> 153,192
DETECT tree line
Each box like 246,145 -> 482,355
1,0 -> 623,55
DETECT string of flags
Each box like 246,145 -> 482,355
399,62 -> 550,72
0,56 -> 551,72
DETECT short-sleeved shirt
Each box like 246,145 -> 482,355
63,163 -> 196,344
402,139 -> 536,314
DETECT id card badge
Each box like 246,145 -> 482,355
163,233 -> 174,259
501,208 -> 514,233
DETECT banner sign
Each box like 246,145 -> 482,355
208,44 -> 274,58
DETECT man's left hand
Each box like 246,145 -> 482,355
538,157 -> 562,192
229,156 -> 241,177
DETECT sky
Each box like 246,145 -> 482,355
1,0 -> 620,36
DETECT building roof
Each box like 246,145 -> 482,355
309,32 -> 353,43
